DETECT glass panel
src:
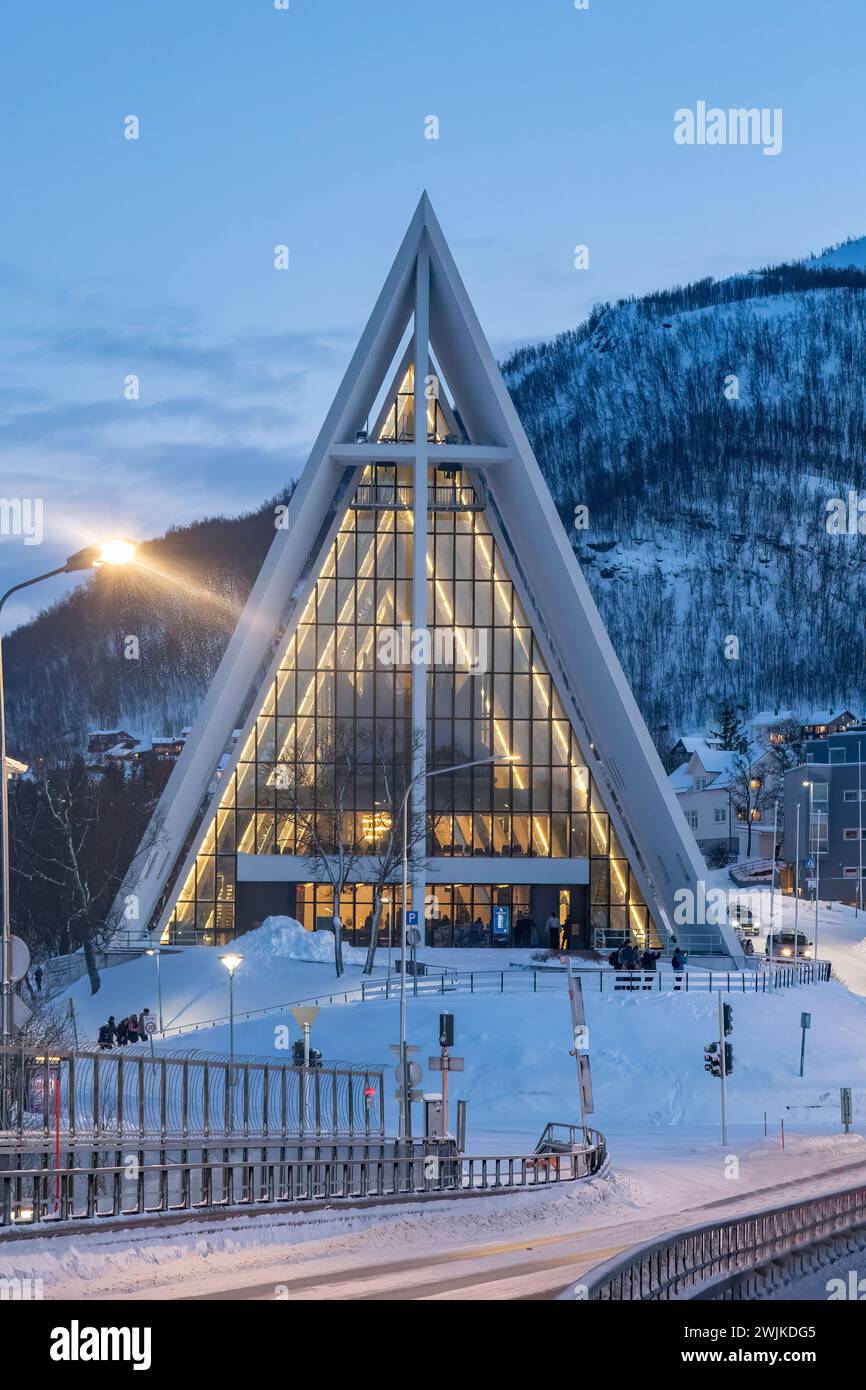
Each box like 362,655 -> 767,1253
165,497 -> 658,945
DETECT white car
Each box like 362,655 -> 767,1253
765,930 -> 813,961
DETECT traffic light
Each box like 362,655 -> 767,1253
439,1012 -> 455,1047
292,1040 -> 323,1067
704,1042 -> 721,1076
724,1043 -> 734,1075
723,1004 -> 733,1036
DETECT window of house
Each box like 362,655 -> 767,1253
686,811 -> 699,830
714,808 -> 726,823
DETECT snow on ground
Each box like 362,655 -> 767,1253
23,896 -> 866,1298
8,1132 -> 866,1301
63,917 -> 385,1041
55,897 -> 866,1141
140,976 -> 866,1141
63,916 -> 578,1043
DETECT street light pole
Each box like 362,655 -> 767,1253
396,752 -> 509,1140
859,741 -> 863,917
814,783 -> 821,970
219,952 -> 243,1131
146,948 -> 164,1033
768,799 -> 779,991
0,540 -> 137,1044
794,800 -> 801,936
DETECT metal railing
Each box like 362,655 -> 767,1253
158,960 -> 831,1039
0,1128 -> 608,1230
0,1046 -> 385,1142
559,1179 -> 866,1300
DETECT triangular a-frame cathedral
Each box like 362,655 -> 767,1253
115,195 -> 743,965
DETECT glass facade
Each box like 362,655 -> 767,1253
163,378 -> 654,949
294,881 -> 532,948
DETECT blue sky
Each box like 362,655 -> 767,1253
2,0 -> 866,627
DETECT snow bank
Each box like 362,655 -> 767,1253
248,916 -> 367,967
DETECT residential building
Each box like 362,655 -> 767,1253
782,726 -> 866,904
668,738 -> 777,861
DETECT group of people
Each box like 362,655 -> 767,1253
608,943 -> 688,972
608,943 -> 661,971
97,1008 -> 152,1049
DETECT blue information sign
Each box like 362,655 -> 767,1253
405,910 -> 419,927
492,906 -> 510,937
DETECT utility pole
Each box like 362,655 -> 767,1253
566,955 -> 590,1146
794,800 -> 801,935
769,799 -> 778,991
814,783 -> 821,969
718,994 -> 729,1147
705,1000 -> 732,1146
859,741 -> 863,917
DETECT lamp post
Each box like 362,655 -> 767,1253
803,778 -> 820,968
219,952 -> 243,1131
396,752 -> 509,1141
793,800 -> 801,936
768,799 -> 779,989
145,947 -> 164,1034
858,740 -> 863,917
0,539 -> 137,1043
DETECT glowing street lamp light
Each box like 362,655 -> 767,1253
0,538 -> 139,1044
219,953 -> 243,1130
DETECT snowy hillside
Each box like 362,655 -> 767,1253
502,256 -> 866,739
809,235 -> 866,270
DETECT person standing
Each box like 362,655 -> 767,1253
34,964 -> 44,993
546,911 -> 560,950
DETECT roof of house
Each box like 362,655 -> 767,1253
801,707 -> 857,725
750,709 -> 795,727
668,738 -> 767,794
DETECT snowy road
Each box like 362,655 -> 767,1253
7,1131 -> 865,1302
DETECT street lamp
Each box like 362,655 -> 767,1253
395,752 -> 511,1140
145,947 -> 164,1034
802,779 -> 821,969
0,538 -> 138,1042
219,952 -> 243,1130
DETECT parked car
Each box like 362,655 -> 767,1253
765,930 -> 813,960
730,905 -> 760,936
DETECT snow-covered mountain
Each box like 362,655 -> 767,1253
7,243 -> 866,761
501,245 -> 866,743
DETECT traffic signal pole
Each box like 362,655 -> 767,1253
718,993 -> 729,1147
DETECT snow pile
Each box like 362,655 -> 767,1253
243,916 -> 367,967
